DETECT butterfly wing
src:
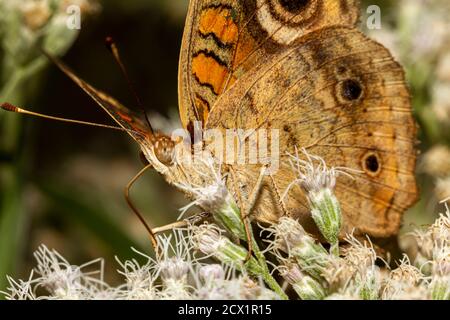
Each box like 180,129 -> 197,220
206,27 -> 418,238
178,0 -> 360,128
44,52 -> 151,144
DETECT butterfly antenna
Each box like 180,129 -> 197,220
105,36 -> 154,135
0,102 -> 145,138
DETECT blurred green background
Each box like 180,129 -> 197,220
0,0 -> 449,292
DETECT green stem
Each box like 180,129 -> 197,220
330,242 -> 339,257
0,113 -> 25,294
0,59 -> 46,294
248,225 -> 288,300
0,58 -> 46,102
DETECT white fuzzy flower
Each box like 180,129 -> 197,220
154,230 -> 195,300
283,148 -> 346,195
116,254 -> 157,300
382,255 -> 426,300
174,155 -> 246,240
191,224 -> 264,277
263,216 -> 310,253
318,233 -> 382,298
1,245 -> 111,300
2,272 -> 37,300
279,263 -> 326,300
283,149 -> 355,249
263,217 -> 330,281
199,264 -> 226,283
33,245 -> 109,299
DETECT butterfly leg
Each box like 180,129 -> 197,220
151,211 -> 212,234
268,174 -> 289,216
231,165 -> 267,261
124,164 -> 160,255
241,171 -> 289,220
229,168 -> 252,260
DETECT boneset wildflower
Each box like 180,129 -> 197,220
284,149 -> 350,254
154,230 -> 194,299
322,234 -> 380,295
32,245 -> 109,300
279,263 -> 326,300
2,273 -> 36,300
266,217 -> 329,280
198,264 -> 225,284
309,188 -> 342,254
355,266 -> 383,300
176,156 -> 246,241
192,224 -> 263,276
430,276 -> 450,300
411,201 -> 450,271
4,208 -> 450,300
195,264 -> 278,300
116,257 -> 157,300
382,255 -> 426,300
20,0 -> 51,30
159,257 -> 192,300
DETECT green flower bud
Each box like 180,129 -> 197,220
213,193 -> 246,241
281,263 -> 326,300
267,217 -> 329,280
431,278 -> 450,300
358,268 -> 381,300
193,224 -> 262,276
291,239 -> 329,280
309,188 -> 343,252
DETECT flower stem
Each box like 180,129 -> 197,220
248,226 -> 288,299
330,242 -> 339,257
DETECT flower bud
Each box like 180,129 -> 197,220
309,188 -> 343,250
192,224 -> 263,276
212,193 -> 246,241
159,257 -> 189,282
268,217 -> 329,280
199,264 -> 225,283
431,277 -> 450,300
284,149 -> 346,251
280,264 -> 326,300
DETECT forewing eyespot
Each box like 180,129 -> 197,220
278,0 -> 309,13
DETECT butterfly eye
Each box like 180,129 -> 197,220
341,79 -> 363,101
278,0 -> 309,13
362,152 -> 381,176
154,136 -> 175,165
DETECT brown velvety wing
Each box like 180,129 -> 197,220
206,27 -> 418,238
178,0 -> 360,129
45,52 -> 151,144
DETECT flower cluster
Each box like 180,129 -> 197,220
4,148 -> 449,300
2,230 -> 279,300
4,205 -> 449,300
0,0 -> 99,65
264,211 -> 450,300
0,0 -> 100,105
